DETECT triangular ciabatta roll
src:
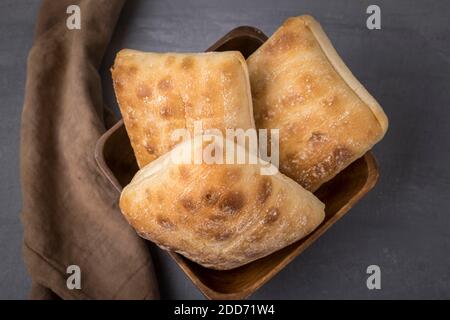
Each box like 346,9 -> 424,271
119,135 -> 325,270
111,50 -> 255,168
247,16 -> 388,191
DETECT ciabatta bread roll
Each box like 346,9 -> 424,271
119,136 -> 325,270
247,16 -> 388,191
112,50 -> 255,168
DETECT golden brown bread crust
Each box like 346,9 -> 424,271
119,136 -> 325,270
111,50 -> 255,168
247,15 -> 388,191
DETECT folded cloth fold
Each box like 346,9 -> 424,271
20,0 -> 159,299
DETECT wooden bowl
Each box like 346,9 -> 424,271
95,26 -> 380,300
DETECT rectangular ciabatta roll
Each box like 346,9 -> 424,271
111,50 -> 255,168
247,15 -> 388,191
119,135 -> 325,270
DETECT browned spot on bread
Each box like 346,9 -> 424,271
281,151 -> 299,170
257,177 -> 272,204
309,162 -> 331,180
251,79 -> 267,99
136,83 -> 152,99
144,127 -> 153,138
219,191 -> 245,214
209,145 -> 216,157
257,104 -> 276,123
207,214 -> 227,222
143,141 -> 155,155
321,95 -> 338,107
263,208 -> 280,224
180,198 -> 196,212
298,145 -> 354,190
333,146 -> 353,167
214,230 -> 233,241
308,132 -> 327,144
157,216 -> 175,230
165,55 -> 175,66
159,105 -> 172,118
203,189 -> 220,206
181,57 -> 195,70
158,77 -> 172,91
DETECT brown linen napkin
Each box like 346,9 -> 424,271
20,0 -> 159,299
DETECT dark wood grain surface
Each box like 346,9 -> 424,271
1,0 -> 450,299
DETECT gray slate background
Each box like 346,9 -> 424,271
1,0 -> 449,299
